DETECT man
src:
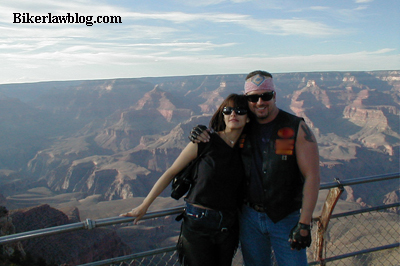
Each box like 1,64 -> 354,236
190,70 -> 320,266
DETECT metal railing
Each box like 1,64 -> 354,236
1,172 -> 399,266
309,203 -> 400,265
0,207 -> 184,246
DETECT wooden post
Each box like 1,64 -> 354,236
314,178 -> 344,265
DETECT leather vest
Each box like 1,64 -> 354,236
241,110 -> 305,223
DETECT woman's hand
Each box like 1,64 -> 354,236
120,205 -> 148,224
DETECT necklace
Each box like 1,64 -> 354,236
223,131 -> 235,145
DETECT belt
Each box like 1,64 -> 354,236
246,202 -> 267,213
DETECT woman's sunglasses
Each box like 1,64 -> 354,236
246,91 -> 274,103
222,107 -> 248,115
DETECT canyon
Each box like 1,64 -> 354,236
0,71 -> 399,264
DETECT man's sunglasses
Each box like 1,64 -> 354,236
246,92 -> 274,103
222,107 -> 248,115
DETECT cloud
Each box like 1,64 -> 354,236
309,6 -> 331,11
170,0 -> 254,7
369,48 -> 396,54
355,0 -> 373,3
122,11 -> 342,37
0,0 -> 396,84
286,3 -> 371,24
241,18 -> 343,36
1,0 -> 125,16
1,0 -> 346,44
122,11 -> 251,26
165,49 -> 400,76
2,47 -> 397,79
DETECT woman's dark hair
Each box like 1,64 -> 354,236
209,93 -> 248,132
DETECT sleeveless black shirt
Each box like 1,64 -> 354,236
185,133 -> 245,211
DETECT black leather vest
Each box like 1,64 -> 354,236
241,110 -> 305,223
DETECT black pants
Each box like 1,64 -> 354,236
177,204 -> 239,266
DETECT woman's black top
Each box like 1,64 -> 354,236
185,133 -> 245,211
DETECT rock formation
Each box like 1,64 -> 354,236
0,206 -> 26,261
8,204 -> 131,265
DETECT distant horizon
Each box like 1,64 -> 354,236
0,69 -> 398,86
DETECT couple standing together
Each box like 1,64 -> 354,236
121,70 -> 320,266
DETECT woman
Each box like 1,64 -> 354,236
120,94 -> 249,266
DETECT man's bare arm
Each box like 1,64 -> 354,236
296,121 -> 320,225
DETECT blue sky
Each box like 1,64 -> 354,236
0,0 -> 399,84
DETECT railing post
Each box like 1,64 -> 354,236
84,218 -> 96,230
314,178 -> 344,266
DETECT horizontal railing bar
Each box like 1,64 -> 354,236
308,243 -> 400,265
78,246 -> 177,266
95,206 -> 184,227
0,206 -> 184,245
0,222 -> 87,245
330,202 -> 400,219
319,172 -> 399,190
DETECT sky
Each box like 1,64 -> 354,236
0,0 -> 399,84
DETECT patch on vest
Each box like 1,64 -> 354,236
276,127 -> 295,155
277,127 -> 295,138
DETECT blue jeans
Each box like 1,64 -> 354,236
239,204 -> 307,266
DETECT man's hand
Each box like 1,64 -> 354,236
189,125 -> 210,143
289,223 -> 311,250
